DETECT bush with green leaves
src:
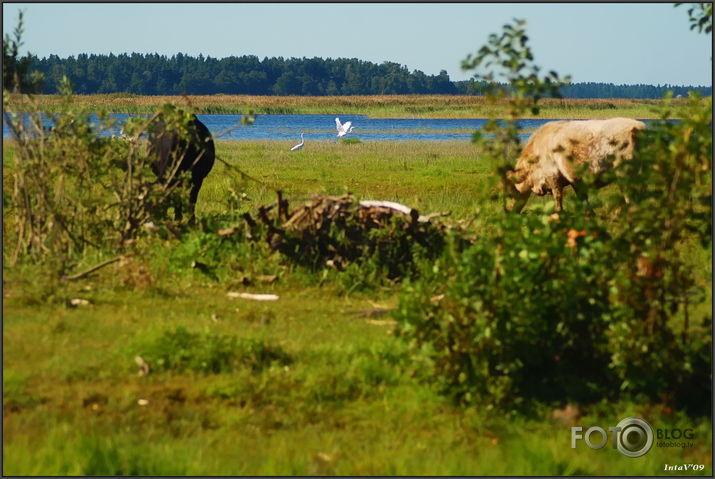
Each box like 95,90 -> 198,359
394,18 -> 712,414
395,205 -> 619,409
2,19 -> 254,278
601,93 -> 712,413
139,326 -> 292,374
2,90 -> 241,274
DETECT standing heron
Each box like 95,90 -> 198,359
335,117 -> 355,138
290,132 -> 305,151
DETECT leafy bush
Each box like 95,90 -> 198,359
139,327 -> 292,374
395,206 -> 618,409
394,19 -> 712,414
3,18 -> 254,281
600,94 -> 712,413
3,97 -> 204,269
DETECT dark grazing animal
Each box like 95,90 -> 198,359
147,114 -> 215,221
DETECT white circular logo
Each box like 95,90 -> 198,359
615,417 -> 654,458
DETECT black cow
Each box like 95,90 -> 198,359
147,114 -> 215,222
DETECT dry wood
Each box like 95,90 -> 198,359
134,355 -> 151,376
358,200 -> 413,216
241,212 -> 257,228
358,200 -> 450,223
365,318 -> 398,327
63,254 -> 132,281
218,226 -> 238,236
242,192 -> 455,273
67,298 -> 91,307
344,308 -> 395,318
227,292 -> 280,301
418,211 -> 452,222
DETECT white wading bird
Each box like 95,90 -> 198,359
335,117 -> 355,138
290,132 -> 305,151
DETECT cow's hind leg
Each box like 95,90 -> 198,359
509,190 -> 531,213
173,196 -> 184,222
545,177 -> 565,212
572,181 -> 595,213
551,185 -> 563,211
187,178 -> 204,225
169,179 -> 189,222
165,179 -> 184,222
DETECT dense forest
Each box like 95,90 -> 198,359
28,53 -> 712,98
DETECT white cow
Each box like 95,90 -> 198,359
508,117 -> 646,212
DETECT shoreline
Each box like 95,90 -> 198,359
4,93 -> 696,119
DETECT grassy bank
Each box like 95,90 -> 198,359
3,140 -> 712,475
6,93 -> 695,118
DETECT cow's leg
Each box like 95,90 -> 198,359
545,177 -> 564,211
164,179 -> 184,222
572,181 -> 594,212
551,185 -> 563,211
170,178 -> 190,222
509,190 -> 531,213
187,178 -> 204,225
507,177 -> 532,213
617,182 -> 631,205
174,195 -> 184,222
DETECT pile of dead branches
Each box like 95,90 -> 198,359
241,192 -> 450,278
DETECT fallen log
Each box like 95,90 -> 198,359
358,200 -> 450,223
62,254 -> 132,281
227,292 -> 279,301
344,308 -> 394,318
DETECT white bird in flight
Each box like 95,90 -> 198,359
335,117 -> 355,138
290,132 -> 305,151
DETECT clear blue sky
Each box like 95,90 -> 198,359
2,2 -> 712,85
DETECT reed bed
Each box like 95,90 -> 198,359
6,93 -> 690,118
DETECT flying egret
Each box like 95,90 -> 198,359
335,117 -> 355,138
290,132 -> 305,151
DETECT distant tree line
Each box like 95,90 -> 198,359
560,81 -> 711,99
28,53 -> 712,98
455,79 -> 712,99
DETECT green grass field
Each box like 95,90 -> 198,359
3,139 -> 712,475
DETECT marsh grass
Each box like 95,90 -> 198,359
203,140 -> 506,223
3,139 -> 711,475
6,93 -> 694,118
4,280 -> 711,475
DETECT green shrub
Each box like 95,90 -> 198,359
394,206 -> 618,409
600,94 -> 712,414
3,97 -> 204,269
140,327 -> 292,374
394,19 -> 712,415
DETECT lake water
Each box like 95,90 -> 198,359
3,113 -> 660,142
198,114 -> 543,142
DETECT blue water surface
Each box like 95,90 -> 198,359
2,113 -> 668,142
